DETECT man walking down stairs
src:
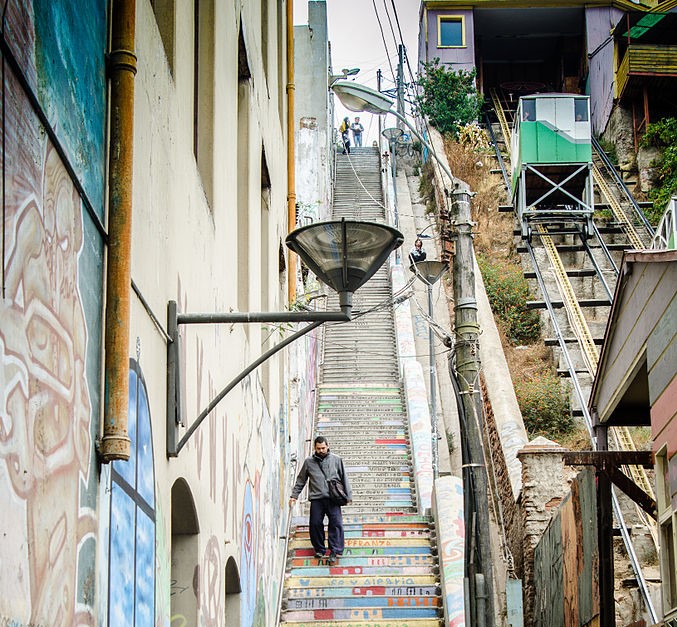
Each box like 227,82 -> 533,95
279,147 -> 445,626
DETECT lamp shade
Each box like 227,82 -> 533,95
409,260 -> 448,286
331,80 -> 394,115
382,127 -> 404,142
286,219 -> 404,295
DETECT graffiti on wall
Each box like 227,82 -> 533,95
0,1 -> 105,622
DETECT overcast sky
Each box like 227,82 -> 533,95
294,0 -> 420,144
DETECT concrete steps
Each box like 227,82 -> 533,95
280,149 -> 443,625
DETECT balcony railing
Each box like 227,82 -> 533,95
616,44 -> 677,98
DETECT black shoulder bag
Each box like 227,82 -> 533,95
317,459 -> 348,506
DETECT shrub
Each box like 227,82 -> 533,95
415,59 -> 483,138
641,117 -> 677,225
476,254 -> 541,344
514,372 -> 573,437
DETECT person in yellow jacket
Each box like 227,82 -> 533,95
339,116 -> 351,154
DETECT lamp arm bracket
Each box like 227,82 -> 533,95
166,300 -> 350,457
168,317 -> 327,456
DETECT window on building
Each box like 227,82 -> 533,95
151,0 -> 176,76
193,0 -> 215,206
108,360 -> 156,625
237,26 -> 252,315
657,446 -> 677,615
438,16 -> 465,48
574,98 -> 589,122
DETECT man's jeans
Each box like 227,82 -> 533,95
354,133 -> 362,147
309,498 -> 345,554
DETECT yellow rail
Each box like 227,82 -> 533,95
537,226 -> 600,375
486,85 -> 659,548
592,164 -> 646,250
536,225 -> 657,547
490,88 -> 512,144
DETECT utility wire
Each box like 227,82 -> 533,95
371,0 -> 396,82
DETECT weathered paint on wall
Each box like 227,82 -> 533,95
533,469 -> 599,627
0,1 -> 105,623
391,261 -> 434,511
585,7 -> 625,134
433,477 -> 465,626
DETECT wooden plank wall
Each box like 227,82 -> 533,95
533,469 -> 599,627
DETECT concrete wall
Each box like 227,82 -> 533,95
0,1 -> 319,625
294,1 -> 333,223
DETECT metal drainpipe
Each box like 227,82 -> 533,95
100,0 -> 137,462
286,0 -> 296,304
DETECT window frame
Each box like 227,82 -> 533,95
656,445 -> 677,616
437,15 -> 466,49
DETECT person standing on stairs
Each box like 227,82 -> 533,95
289,436 -> 352,563
351,116 -> 364,147
339,117 -> 351,154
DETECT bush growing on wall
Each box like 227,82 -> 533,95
514,372 -> 574,437
476,254 -> 541,344
415,59 -> 483,138
641,117 -> 677,225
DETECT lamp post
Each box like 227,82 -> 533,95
409,260 -> 448,477
167,218 -> 404,456
382,127 -> 404,229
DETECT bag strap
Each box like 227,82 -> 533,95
315,457 -> 336,481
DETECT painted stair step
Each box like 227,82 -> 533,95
294,522 -> 429,532
288,565 -> 436,577
291,547 -> 432,557
346,466 -> 411,473
293,528 -> 429,539
289,538 -> 430,550
285,595 -> 442,609
280,608 -> 441,621
284,585 -> 440,599
284,574 -> 438,589
293,522 -> 427,532
288,555 -> 434,568
280,618 -> 443,626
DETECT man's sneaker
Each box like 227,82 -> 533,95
328,552 -> 338,564
314,551 -> 325,558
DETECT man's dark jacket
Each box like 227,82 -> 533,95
291,451 -> 352,501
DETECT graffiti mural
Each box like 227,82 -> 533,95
0,1 -> 106,623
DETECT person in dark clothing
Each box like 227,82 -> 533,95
339,117 -> 351,154
289,436 -> 352,563
409,238 -> 427,264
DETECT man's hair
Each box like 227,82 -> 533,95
314,436 -> 328,446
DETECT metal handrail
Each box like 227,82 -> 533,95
274,459 -> 298,626
592,136 -> 654,236
526,239 -> 657,622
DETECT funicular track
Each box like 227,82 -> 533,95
487,92 -> 659,621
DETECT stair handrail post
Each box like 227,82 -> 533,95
450,186 -> 496,626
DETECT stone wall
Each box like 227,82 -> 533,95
482,376 -> 524,580
517,438 -> 578,624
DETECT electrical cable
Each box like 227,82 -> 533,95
370,0 -> 396,82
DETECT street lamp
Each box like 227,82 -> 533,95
331,80 -> 455,185
382,127 -> 404,228
167,218 -> 404,456
409,260 -> 448,477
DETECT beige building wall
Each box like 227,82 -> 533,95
98,1 -> 312,625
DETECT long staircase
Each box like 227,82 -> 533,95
279,147 -> 444,626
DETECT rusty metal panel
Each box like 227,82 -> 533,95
534,470 -> 599,627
